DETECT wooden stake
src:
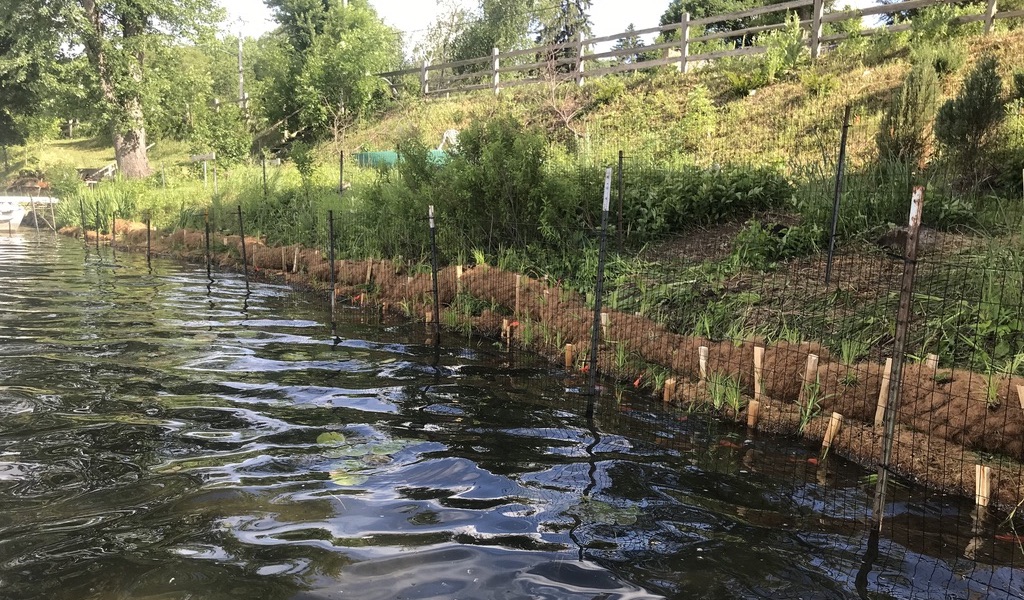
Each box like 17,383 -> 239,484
456,265 -> 463,292
699,346 -> 709,381
365,261 -> 373,284
798,353 -> 819,404
874,357 -> 893,429
975,464 -> 992,508
280,247 -> 287,272
823,412 -> 843,450
753,346 -> 765,402
924,354 -> 939,370
565,344 -> 574,370
663,377 -> 677,403
746,399 -> 760,428
502,318 -> 509,341
601,312 -> 610,339
515,274 -> 521,317
1017,384 -> 1024,411
293,247 -> 300,273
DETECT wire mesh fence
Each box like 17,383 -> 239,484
54,73 -> 1024,598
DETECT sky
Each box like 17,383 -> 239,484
220,0 -> 676,50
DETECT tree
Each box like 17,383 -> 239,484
449,0 -> 538,64
537,0 -> 593,46
0,0 -> 222,178
660,0 -> 803,41
613,24 -> 652,66
935,56 -> 1004,189
261,0 -> 401,140
876,56 -> 939,166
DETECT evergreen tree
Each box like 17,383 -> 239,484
613,24 -> 650,65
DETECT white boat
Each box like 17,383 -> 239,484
0,196 -> 59,231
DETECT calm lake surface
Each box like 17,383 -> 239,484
0,233 -> 1021,600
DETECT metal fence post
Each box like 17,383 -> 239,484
204,209 -> 211,278
238,205 -> 249,292
588,168 -> 614,400
617,150 -> 624,252
871,187 -> 925,532
429,205 -> 441,344
825,105 -> 852,286
328,210 -> 336,313
79,195 -> 87,244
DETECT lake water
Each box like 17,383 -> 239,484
0,233 -> 1021,599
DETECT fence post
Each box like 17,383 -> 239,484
576,31 -> 586,86
985,0 -> 998,33
617,150 -> 624,252
238,205 -> 249,292
339,150 -> 345,195
204,209 -> 211,278
825,105 -> 852,286
811,0 -> 824,59
588,168 -> 614,400
428,205 -> 441,345
262,155 -> 268,200
146,214 -> 151,264
328,210 -> 336,314
94,201 -> 100,253
421,60 -> 430,95
79,195 -> 87,244
679,12 -> 691,73
492,47 -> 501,95
870,187 -> 924,532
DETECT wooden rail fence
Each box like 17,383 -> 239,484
377,0 -> 1021,97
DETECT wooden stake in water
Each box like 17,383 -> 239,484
146,216 -> 151,263
565,344 -> 574,370
975,464 -> 992,508
798,353 -> 819,405
822,412 -> 843,451
663,377 -> 677,404
698,346 -> 709,381
753,346 -> 765,402
874,358 -> 893,429
94,202 -> 100,253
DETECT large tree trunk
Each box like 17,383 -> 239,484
80,0 -> 152,179
112,97 -> 151,179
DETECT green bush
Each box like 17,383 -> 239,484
935,56 -> 1004,190
876,55 -> 939,165
732,220 -> 823,270
623,164 -> 795,240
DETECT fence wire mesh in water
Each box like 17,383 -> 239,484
42,185 -> 1024,598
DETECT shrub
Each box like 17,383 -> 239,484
677,85 -> 716,152
935,56 -> 1004,189
801,69 -> 840,97
876,56 -> 939,166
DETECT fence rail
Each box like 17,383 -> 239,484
379,0 -> 1018,97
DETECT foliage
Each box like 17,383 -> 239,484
731,220 -> 823,270
261,0 -> 401,138
935,56 -> 1004,190
677,85 -> 717,152
876,55 -> 939,166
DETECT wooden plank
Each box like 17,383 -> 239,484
753,346 -> 765,402
424,54 -> 490,72
586,23 -> 674,46
823,412 -> 843,450
690,45 -> 767,61
499,40 -> 578,60
699,346 -> 709,381
994,8 -> 1024,19
584,55 -> 683,79
693,20 -> 802,43
693,0 -> 813,26
875,358 -> 893,429
819,22 -> 911,43
822,0 -> 956,23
